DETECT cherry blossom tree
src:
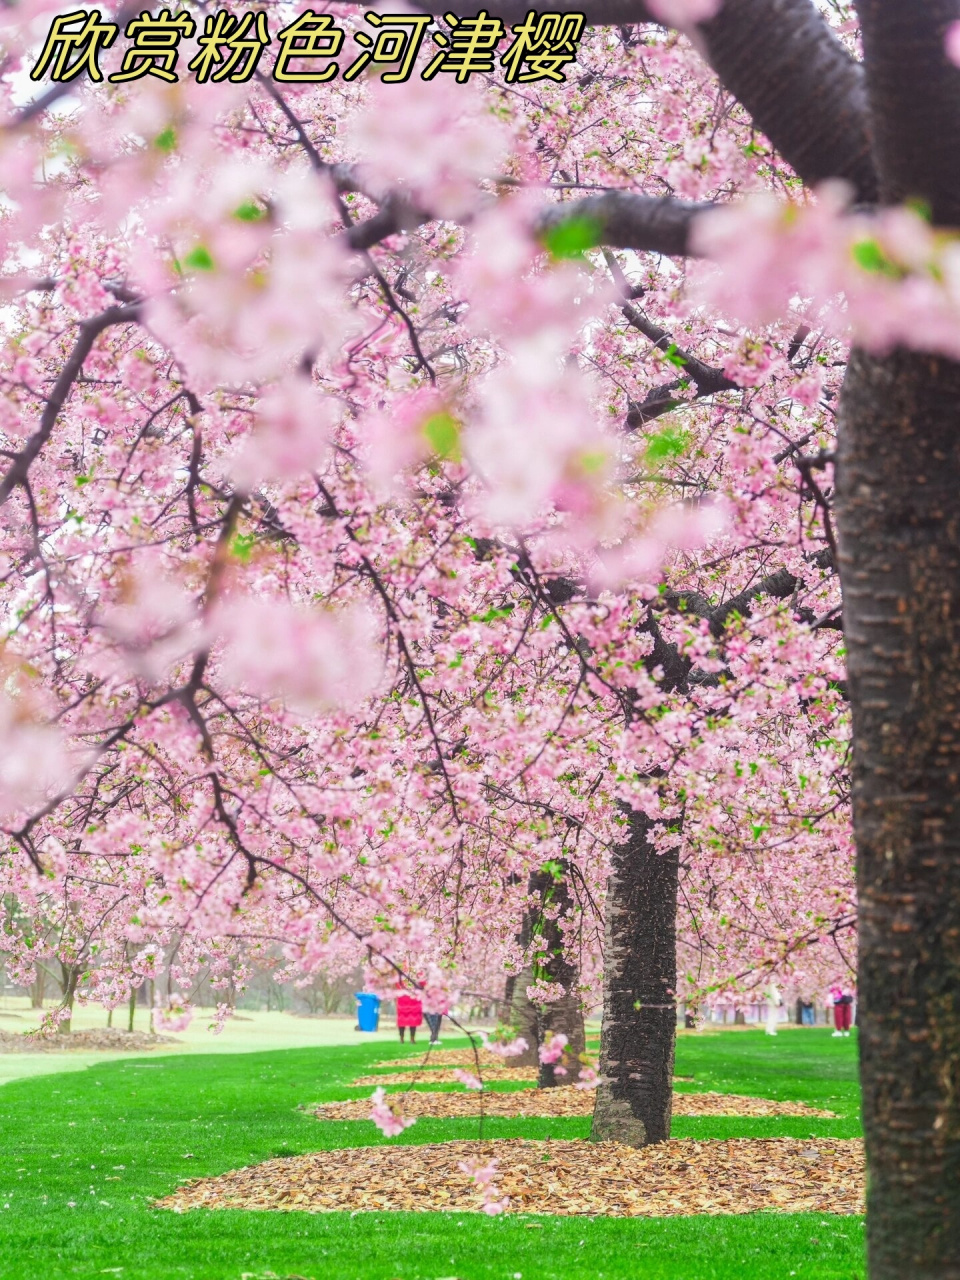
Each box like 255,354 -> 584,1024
3,1 -> 959,1275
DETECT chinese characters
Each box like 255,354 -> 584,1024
31,8 -> 586,86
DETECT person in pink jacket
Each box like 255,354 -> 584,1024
829,983 -> 854,1036
395,990 -> 423,1043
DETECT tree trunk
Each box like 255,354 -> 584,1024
538,986 -> 585,1086
127,986 -> 136,1032
29,968 -> 47,1009
503,972 -> 516,1011
505,881 -> 544,1069
506,964 -> 540,1069
57,965 -> 78,1035
837,346 -> 960,1280
528,862 -> 586,1086
590,810 -> 678,1145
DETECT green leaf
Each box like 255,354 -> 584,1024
541,214 -> 602,261
230,532 -> 256,562
472,605 -> 514,623
579,448 -> 608,475
645,423 -> 689,466
422,411 -> 461,461
905,197 -> 932,223
234,200 -> 266,223
154,126 -> 177,153
183,245 -> 215,272
851,238 -> 900,278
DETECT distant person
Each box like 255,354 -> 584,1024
425,1011 -> 443,1045
396,990 -> 423,1043
829,983 -> 854,1036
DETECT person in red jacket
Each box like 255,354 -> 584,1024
395,990 -> 423,1043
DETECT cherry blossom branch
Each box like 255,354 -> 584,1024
373,0 -> 877,200
0,304 -> 141,506
601,248 -> 739,425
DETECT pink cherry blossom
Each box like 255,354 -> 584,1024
538,1032 -> 569,1065
453,1069 -> 484,1090
647,0 -> 723,27
369,1087 -> 417,1138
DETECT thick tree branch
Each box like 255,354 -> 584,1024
857,0 -> 960,223
537,192 -> 709,255
697,0 -> 878,202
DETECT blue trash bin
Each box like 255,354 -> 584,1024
355,992 -> 381,1032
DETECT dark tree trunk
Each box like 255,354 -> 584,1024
837,346 -> 960,1280
506,874 -> 542,1068
590,810 -> 678,1145
503,972 -> 516,1010
832,7 -> 960,1277
527,862 -> 586,1087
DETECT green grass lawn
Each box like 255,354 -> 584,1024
0,1029 -> 865,1280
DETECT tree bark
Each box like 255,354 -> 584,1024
29,968 -> 47,1009
506,964 -> 540,1069
837,346 -> 960,1280
538,985 -> 586,1087
57,965 -> 78,1035
699,0 -> 877,202
856,0 -> 960,224
590,810 -> 678,1145
503,972 -> 516,1011
528,862 -> 586,1086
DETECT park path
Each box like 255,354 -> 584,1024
0,1004 -> 406,1084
